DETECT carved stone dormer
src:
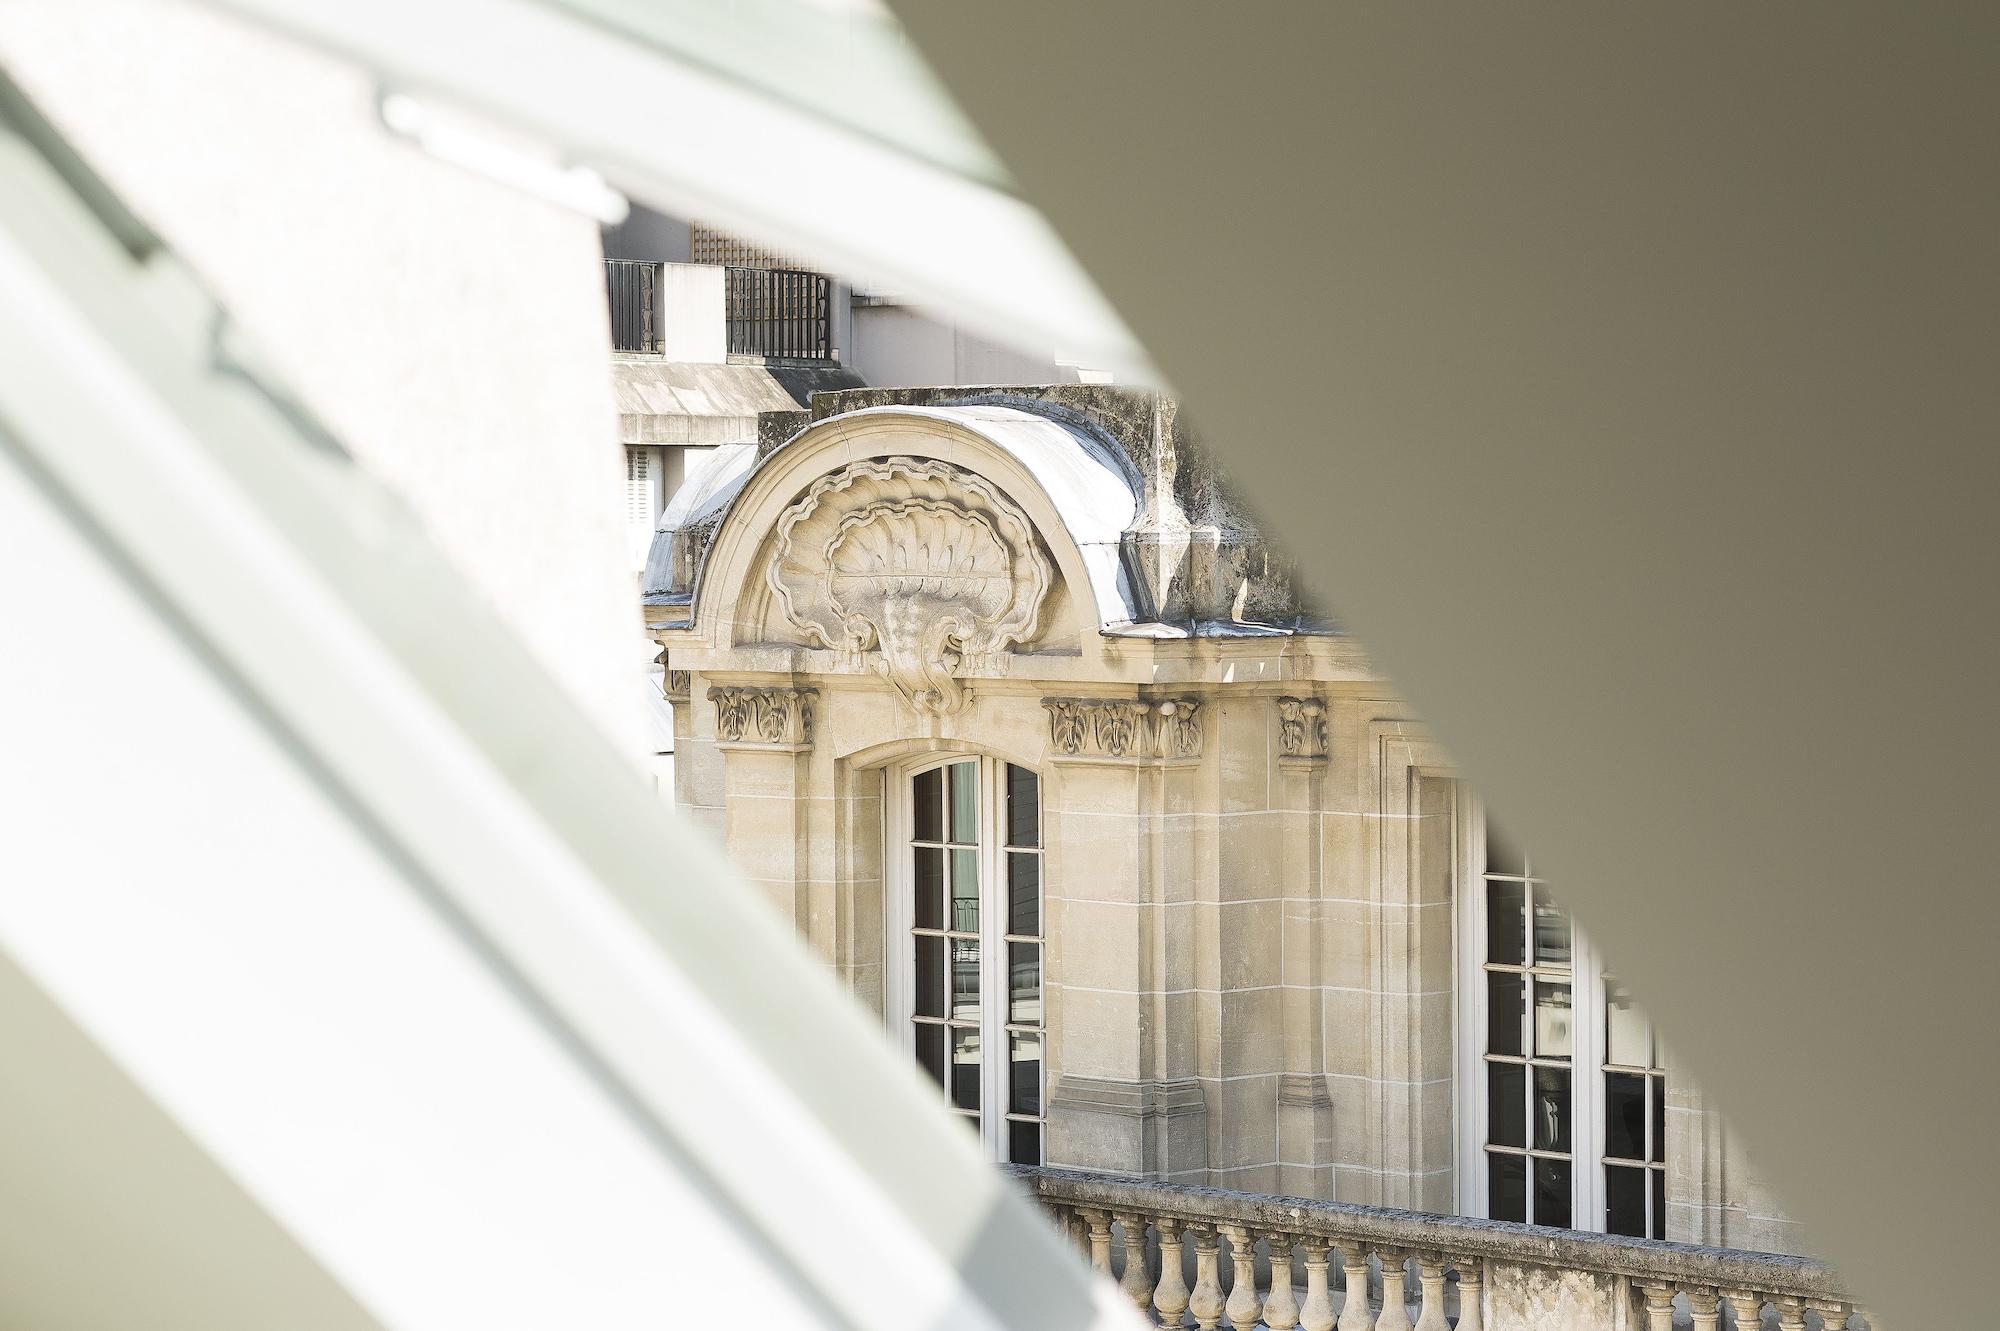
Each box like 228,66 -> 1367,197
708,684 -> 815,750
1043,696 -> 1203,763
768,456 -> 1053,718
1276,696 -> 1329,767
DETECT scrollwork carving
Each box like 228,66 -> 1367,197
1276,696 -> 1329,761
768,457 -> 1053,716
1043,697 -> 1202,761
708,685 -> 816,748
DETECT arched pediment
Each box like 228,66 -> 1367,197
686,405 -> 1144,712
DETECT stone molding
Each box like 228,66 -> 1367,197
1043,696 -> 1202,762
708,684 -> 815,749
1275,695 -> 1330,764
1048,1074 -> 1208,1119
766,456 -> 1053,717
1276,1072 -> 1333,1110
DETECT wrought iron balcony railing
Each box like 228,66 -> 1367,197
604,258 -> 661,353
1010,1166 -> 1864,1331
725,265 -> 831,360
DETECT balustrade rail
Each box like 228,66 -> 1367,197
725,265 -> 831,359
1011,1167 -> 1865,1331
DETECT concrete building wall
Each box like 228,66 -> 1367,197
847,300 -> 1084,389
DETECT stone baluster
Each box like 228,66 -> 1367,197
1725,1289 -> 1769,1331
1808,1301 -> 1852,1331
1154,1218 -> 1191,1327
1373,1251 -> 1414,1331
1221,1225 -> 1265,1331
1117,1213 -> 1155,1313
1688,1287 -> 1723,1331
1262,1234 -> 1301,1331
1188,1227 -> 1226,1331
1776,1298 -> 1810,1331
1412,1253 -> 1449,1331
1078,1208 -> 1115,1278
1300,1238 -> 1338,1331
1639,1283 -> 1678,1331
1333,1244 -> 1373,1331
1453,1258 -> 1484,1331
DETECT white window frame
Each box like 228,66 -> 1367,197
1454,800 -> 1665,1236
882,753 -> 1044,1164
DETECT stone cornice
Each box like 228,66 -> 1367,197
1048,1075 -> 1207,1120
1042,696 -> 1202,763
708,684 -> 816,750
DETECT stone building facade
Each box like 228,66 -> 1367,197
644,386 -> 1799,1256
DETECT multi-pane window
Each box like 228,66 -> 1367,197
901,757 -> 1044,1165
1466,817 -> 1668,1238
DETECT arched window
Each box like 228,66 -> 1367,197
887,756 -> 1045,1164
1459,808 -> 1668,1237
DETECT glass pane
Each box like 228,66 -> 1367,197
950,1027 -> 980,1111
1605,1071 -> 1645,1159
1605,1164 -> 1646,1237
1485,821 -> 1524,877
950,939 -> 980,1021
913,846 -> 944,930
914,935 -> 945,1018
1487,1062 -> 1525,1147
914,1021 -> 946,1090
950,848 -> 979,931
1009,942 -> 1042,1025
1533,884 -> 1571,969
1533,1066 -> 1571,1152
1010,1031 -> 1042,1114
1605,981 -> 1649,1067
1008,1119 -> 1042,1166
1652,1169 -> 1666,1239
1534,980 -> 1573,1058
1651,1077 -> 1666,1164
1486,972 -> 1525,1057
1008,852 -> 1041,936
1485,879 -> 1526,967
913,767 -> 942,842
948,760 -> 978,843
1488,1153 -> 1526,1222
1533,1157 -> 1571,1228
1006,763 -> 1039,848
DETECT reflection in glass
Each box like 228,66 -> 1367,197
1485,879 -> 1525,967
913,767 -> 942,842
915,1022 -> 946,1091
1486,972 -> 1525,1057
1533,1157 -> 1572,1228
1489,1153 -> 1526,1223
1485,822 -> 1524,877
1533,1066 -> 1571,1152
1010,1032 -> 1041,1114
1488,1062 -> 1525,1147
1533,883 -> 1571,968
1651,1078 -> 1665,1164
1008,1119 -> 1041,1166
1009,942 -> 1041,1025
949,761 -> 978,844
914,935 -> 945,1018
1604,1071 -> 1646,1160
1534,980 -> 1573,1058
1006,764 -> 1039,848
1606,1164 -> 1645,1237
913,847 -> 943,930
950,1027 -> 980,1110
950,939 -> 980,1021
950,848 -> 979,931
1008,852 -> 1040,936
1605,981 -> 1650,1067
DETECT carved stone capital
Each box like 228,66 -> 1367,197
1276,695 -> 1329,764
662,669 -> 691,703
708,685 -> 815,749
1043,696 -> 1202,762
767,456 -> 1053,717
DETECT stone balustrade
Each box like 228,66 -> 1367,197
1009,1167 -> 1865,1331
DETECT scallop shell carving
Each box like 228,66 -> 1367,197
767,457 -> 1053,715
